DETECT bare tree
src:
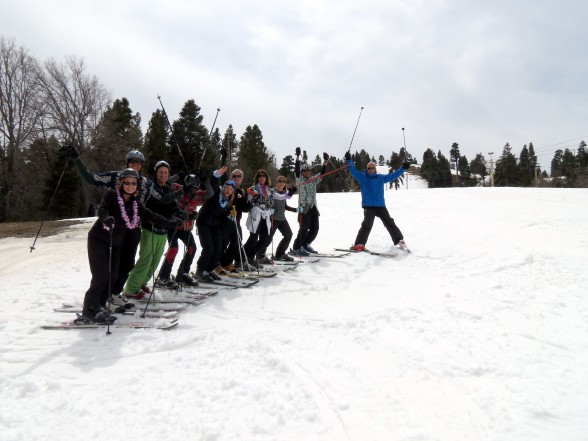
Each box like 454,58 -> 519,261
0,37 -> 44,220
37,55 -> 111,151
35,56 -> 111,217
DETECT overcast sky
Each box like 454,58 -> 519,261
3,0 -> 588,170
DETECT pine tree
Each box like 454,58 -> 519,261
458,155 -> 471,181
200,127 -> 222,174
495,143 -> 519,186
279,155 -> 296,180
574,140 -> 588,186
90,97 -> 143,172
43,145 -> 82,219
237,124 -> 272,185
321,155 -> 347,192
560,149 -> 577,180
388,151 -> 401,171
449,143 -> 460,171
169,100 -> 208,174
222,125 -> 239,171
577,141 -> 588,167
420,148 -> 439,188
469,153 -> 487,185
437,151 -> 453,187
144,109 -> 170,172
551,149 -> 564,178
518,145 -> 533,186
352,149 -> 372,171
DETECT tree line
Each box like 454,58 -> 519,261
2,37 -> 586,222
416,140 -> 588,188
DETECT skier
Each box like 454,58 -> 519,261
254,175 -> 298,262
79,168 -> 180,324
243,170 -> 297,266
345,151 -> 410,251
291,148 -> 329,256
156,172 -> 215,288
219,168 -> 251,272
123,160 -> 184,298
194,167 -> 235,282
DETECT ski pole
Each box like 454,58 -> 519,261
30,160 -> 68,253
347,106 -> 364,153
106,226 -> 114,335
197,107 -> 221,172
402,127 -> 410,190
234,214 -> 257,275
402,127 -> 413,160
142,225 -> 160,317
157,95 -> 190,172
296,163 -> 350,187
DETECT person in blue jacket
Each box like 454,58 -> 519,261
345,151 -> 411,251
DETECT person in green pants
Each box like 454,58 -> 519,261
123,160 -> 183,298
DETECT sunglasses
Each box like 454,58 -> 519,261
367,167 -> 376,170
277,180 -> 286,183
232,175 -> 243,178
122,181 -> 138,186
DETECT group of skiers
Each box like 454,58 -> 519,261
62,144 -> 410,325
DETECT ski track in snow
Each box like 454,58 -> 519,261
1,187 -> 588,441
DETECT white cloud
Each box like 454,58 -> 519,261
2,0 -> 587,168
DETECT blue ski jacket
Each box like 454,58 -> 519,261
347,160 -> 405,207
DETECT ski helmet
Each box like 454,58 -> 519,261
119,168 -> 140,180
184,174 -> 200,188
154,160 -> 170,172
125,150 -> 145,163
300,163 -> 311,171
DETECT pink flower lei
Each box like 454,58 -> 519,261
103,192 -> 139,231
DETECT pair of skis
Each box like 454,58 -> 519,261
334,246 -> 410,259
45,288 -> 219,330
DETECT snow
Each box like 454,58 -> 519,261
1,185 -> 587,441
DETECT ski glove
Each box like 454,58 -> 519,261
296,206 -> 304,213
323,152 -> 329,161
344,151 -> 351,161
295,146 -> 301,156
402,162 -> 411,170
220,147 -> 228,166
174,211 -> 187,221
287,185 -> 297,195
103,216 -> 115,228
62,145 -> 80,160
176,170 -> 188,182
167,217 -> 183,229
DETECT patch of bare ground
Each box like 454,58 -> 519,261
0,220 -> 84,239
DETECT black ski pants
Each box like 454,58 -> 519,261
257,219 -> 292,258
293,206 -> 320,250
83,235 -> 122,315
111,228 -> 141,295
354,206 -> 403,246
197,223 -> 232,273
158,229 -> 197,280
244,218 -> 272,260
221,221 -> 244,267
